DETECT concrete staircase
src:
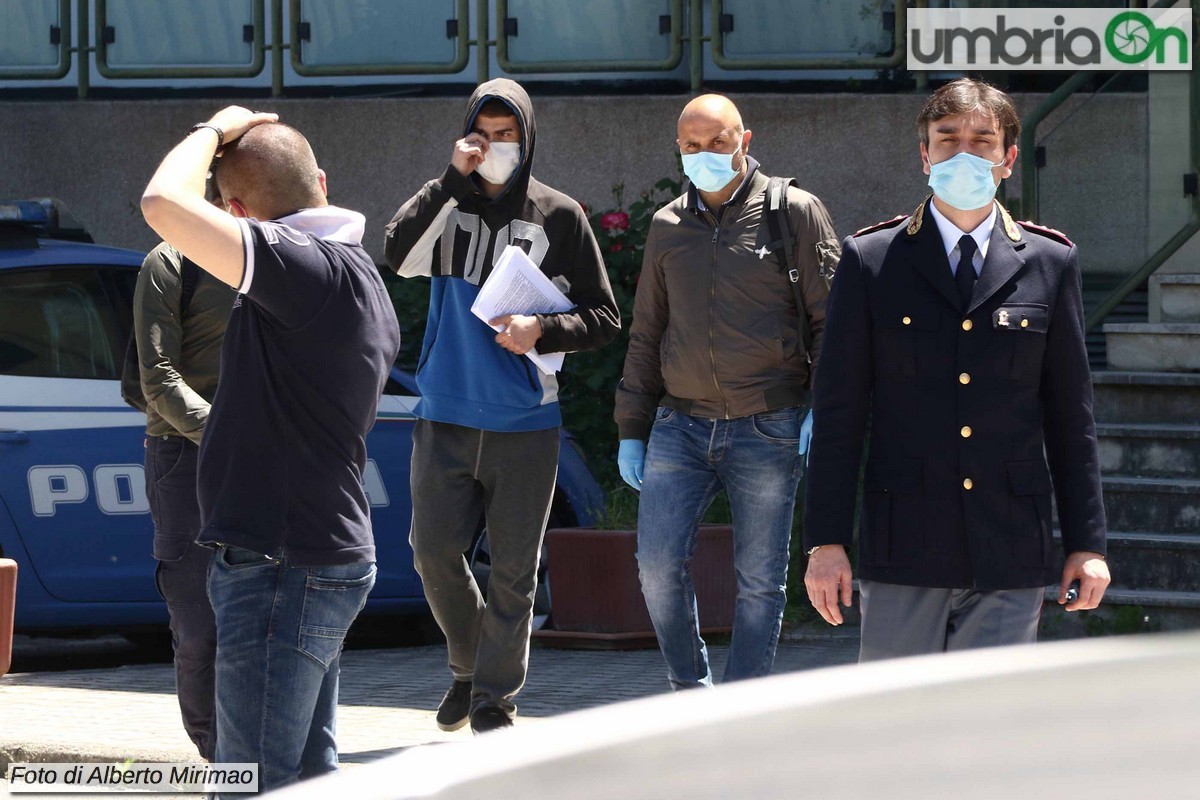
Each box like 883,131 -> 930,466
1042,274 -> 1200,638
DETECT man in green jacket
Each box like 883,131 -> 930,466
132,186 -> 235,759
614,94 -> 838,690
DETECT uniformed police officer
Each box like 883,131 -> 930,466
802,78 -> 1110,660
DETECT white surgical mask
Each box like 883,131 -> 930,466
476,142 -> 521,185
681,134 -> 744,193
927,151 -> 1004,211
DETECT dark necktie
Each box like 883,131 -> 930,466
955,234 -> 978,309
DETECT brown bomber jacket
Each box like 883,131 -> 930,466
615,164 -> 839,441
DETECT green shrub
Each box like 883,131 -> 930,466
558,176 -> 682,487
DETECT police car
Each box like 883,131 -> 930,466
0,199 -> 604,633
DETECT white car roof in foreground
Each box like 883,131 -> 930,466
266,632 -> 1200,800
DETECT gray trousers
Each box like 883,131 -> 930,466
858,580 -> 1044,663
409,419 -> 559,717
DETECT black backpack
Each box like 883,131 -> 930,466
120,258 -> 200,413
763,176 -> 819,364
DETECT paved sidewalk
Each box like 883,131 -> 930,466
0,630 -> 858,794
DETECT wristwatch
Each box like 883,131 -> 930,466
188,122 -> 225,149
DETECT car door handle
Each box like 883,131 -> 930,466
0,430 -> 29,444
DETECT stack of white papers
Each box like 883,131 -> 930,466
470,245 -> 574,374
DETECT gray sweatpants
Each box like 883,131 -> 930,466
409,419 -> 559,717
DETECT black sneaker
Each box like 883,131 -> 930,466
436,680 -> 472,731
470,703 -> 514,735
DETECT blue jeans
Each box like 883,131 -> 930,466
206,546 -> 375,797
637,406 -> 802,690
145,435 -> 216,761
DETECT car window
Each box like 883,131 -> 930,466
383,376 -> 410,396
102,266 -> 139,342
0,268 -> 126,379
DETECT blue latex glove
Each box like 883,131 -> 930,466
617,439 -> 646,490
797,409 -> 814,465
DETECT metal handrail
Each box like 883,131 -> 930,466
1017,70 -> 1092,225
1082,0 -> 1199,331
1085,216 -> 1200,331
1019,0 -> 1178,222
1084,2 -> 1200,331
1018,0 -> 1199,332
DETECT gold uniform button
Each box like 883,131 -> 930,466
961,426 -> 972,438
962,319 -> 973,331
963,478 -> 974,491
1021,318 -> 1029,328
902,316 -> 912,326
959,372 -> 971,385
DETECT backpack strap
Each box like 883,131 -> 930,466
765,176 -> 813,366
179,257 -> 200,317
120,257 -> 202,413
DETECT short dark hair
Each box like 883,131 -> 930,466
917,78 -> 1020,151
477,98 -> 516,118
214,123 -> 323,219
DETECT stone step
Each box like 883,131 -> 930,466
1097,423 -> 1200,478
1040,587 -> 1200,638
1101,476 -> 1200,534
1159,275 -> 1200,323
1092,371 -> 1200,425
1104,323 -> 1200,372
1070,531 -> 1200,593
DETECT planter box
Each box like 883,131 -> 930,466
0,558 -> 16,677
537,525 -> 735,648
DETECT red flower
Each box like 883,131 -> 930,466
601,211 -> 629,233
579,202 -> 589,215
609,242 -> 624,252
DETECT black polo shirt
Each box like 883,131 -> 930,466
197,207 -> 401,566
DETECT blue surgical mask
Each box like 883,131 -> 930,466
681,136 -> 743,193
927,151 -> 1005,211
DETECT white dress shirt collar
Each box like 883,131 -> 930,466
928,199 -> 996,276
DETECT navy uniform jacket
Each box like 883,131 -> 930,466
803,197 -> 1106,590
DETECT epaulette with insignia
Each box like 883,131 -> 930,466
1016,219 -> 1074,246
853,214 -> 906,238
905,197 -> 929,236
996,203 -> 1022,242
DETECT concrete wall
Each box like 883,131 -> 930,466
0,91 -> 1147,273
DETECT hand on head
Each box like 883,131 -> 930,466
205,106 -> 279,148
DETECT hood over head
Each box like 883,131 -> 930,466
463,78 -> 536,203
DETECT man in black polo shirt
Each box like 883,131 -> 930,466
141,106 -> 400,794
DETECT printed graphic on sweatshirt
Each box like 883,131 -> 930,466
438,209 -> 550,285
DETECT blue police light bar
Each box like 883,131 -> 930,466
0,198 -> 94,243
0,200 -> 52,225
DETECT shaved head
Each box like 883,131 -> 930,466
678,93 -> 744,135
676,93 -> 753,198
215,123 -> 325,220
